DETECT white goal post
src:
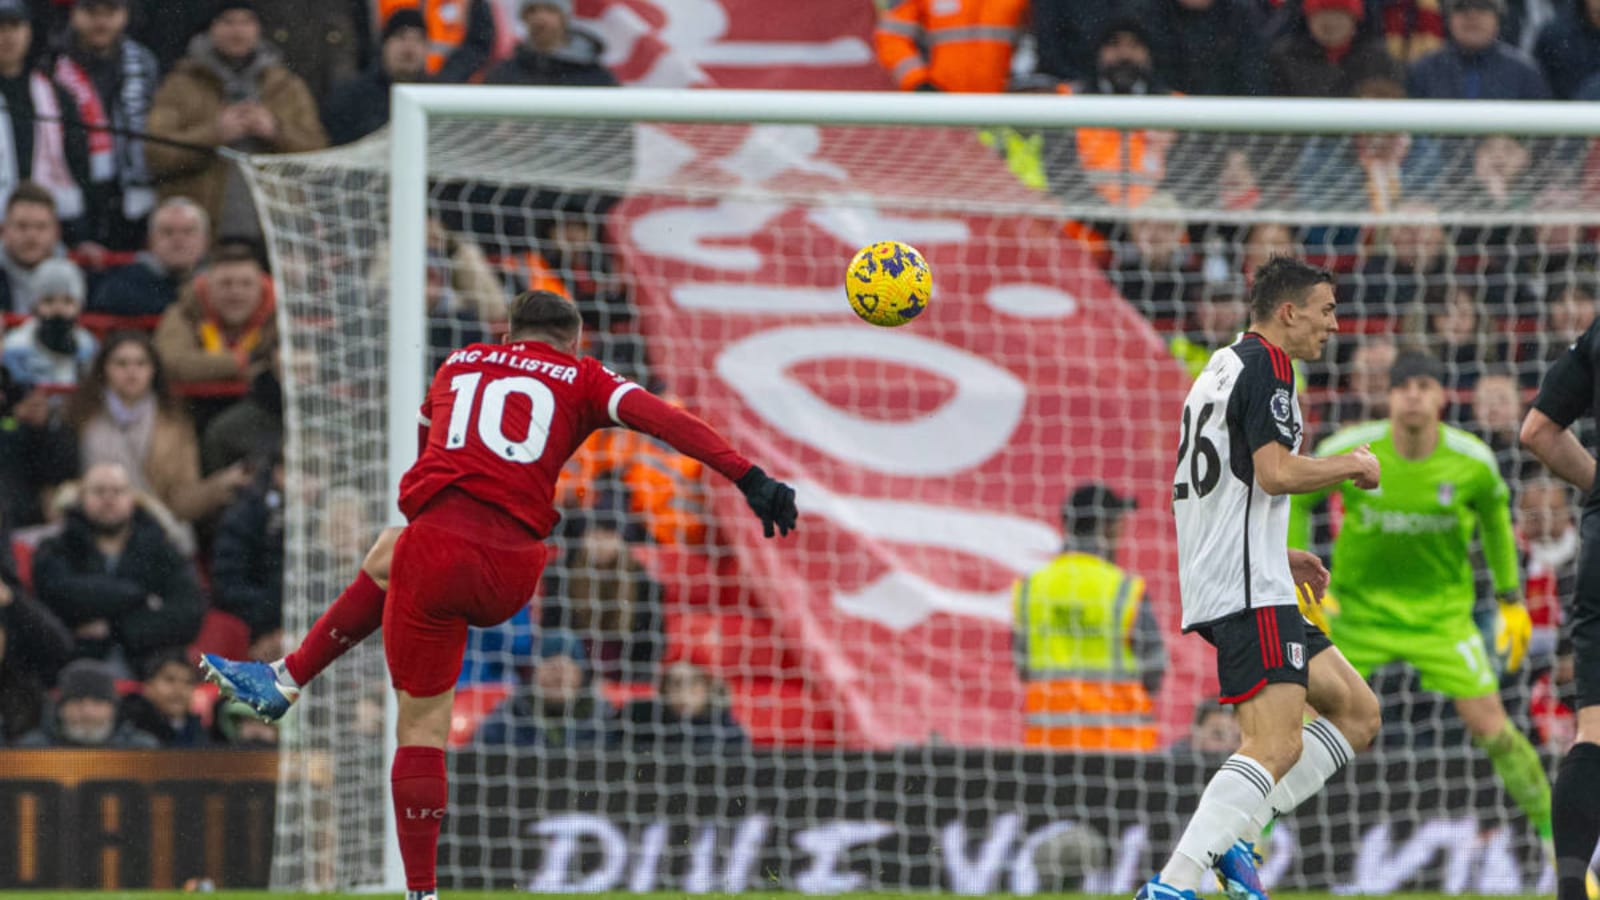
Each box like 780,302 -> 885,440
242,85 -> 1600,892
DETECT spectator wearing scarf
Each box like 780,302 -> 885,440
152,242 -> 275,390
51,0 -> 159,252
0,0 -> 91,244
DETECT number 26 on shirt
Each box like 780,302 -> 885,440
1174,400 -> 1220,500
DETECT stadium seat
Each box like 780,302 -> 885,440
190,609 -> 252,663
10,537 -> 32,591
78,313 -> 163,337
448,684 -> 511,747
601,680 -> 655,708
171,380 -> 248,399
191,682 -> 220,727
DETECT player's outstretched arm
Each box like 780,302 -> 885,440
1520,408 -> 1596,493
1252,441 -> 1380,496
614,387 -> 799,538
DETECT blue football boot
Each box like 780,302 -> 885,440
199,654 -> 299,722
1214,839 -> 1269,900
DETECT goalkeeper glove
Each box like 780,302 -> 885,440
1495,591 -> 1532,674
1296,582 -> 1332,633
736,465 -> 798,538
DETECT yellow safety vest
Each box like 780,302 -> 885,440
1014,552 -> 1157,751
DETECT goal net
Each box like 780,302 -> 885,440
245,89 -> 1599,894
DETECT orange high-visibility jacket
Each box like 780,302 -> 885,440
1015,552 -> 1158,752
1056,83 -> 1169,208
873,0 -> 1027,93
559,421 -> 711,548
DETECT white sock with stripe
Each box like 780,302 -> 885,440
1245,717 -> 1354,835
1161,753 -> 1275,890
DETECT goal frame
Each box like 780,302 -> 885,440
379,85 -> 1600,891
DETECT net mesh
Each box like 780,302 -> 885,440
247,113 -> 1592,894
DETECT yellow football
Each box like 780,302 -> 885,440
844,241 -> 932,327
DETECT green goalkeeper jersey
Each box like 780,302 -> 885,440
1288,420 -> 1519,631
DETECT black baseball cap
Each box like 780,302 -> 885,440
1063,483 -> 1137,523
1390,351 -> 1444,386
0,0 -> 28,22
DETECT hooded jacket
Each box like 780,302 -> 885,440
483,28 -> 617,88
1407,37 -> 1551,99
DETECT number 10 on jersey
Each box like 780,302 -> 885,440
445,372 -> 556,463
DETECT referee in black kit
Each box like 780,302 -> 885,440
1521,317 -> 1600,900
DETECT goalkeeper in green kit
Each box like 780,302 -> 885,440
1290,351 -> 1551,857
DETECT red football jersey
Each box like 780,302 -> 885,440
400,341 -> 637,538
399,340 -> 753,538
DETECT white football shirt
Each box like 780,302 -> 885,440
1173,332 -> 1304,631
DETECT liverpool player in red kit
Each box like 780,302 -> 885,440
201,291 -> 798,900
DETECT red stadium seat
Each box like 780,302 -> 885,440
79,313 -> 162,337
10,538 -> 32,591
190,609 -> 252,663
171,380 -> 248,399
601,681 -> 654,708
448,683 -> 510,747
191,682 -> 220,727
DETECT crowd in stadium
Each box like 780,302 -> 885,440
0,0 -> 1596,756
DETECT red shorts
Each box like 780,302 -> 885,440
383,489 -> 551,697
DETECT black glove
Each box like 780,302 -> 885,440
736,465 -> 798,538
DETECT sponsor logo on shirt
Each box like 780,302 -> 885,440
1356,505 -> 1457,535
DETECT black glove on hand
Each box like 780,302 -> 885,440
736,465 -> 798,538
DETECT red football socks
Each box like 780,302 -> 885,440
391,745 -> 447,892
283,570 -> 385,685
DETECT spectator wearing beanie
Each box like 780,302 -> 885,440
145,0 -> 327,240
486,0 -> 618,88
1269,0 -> 1405,97
1408,0 -> 1550,99
321,9 -> 429,147
255,0 -> 374,100
372,0 -> 496,84
16,657 -> 160,747
2,257 -> 96,389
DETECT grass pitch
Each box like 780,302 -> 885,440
28,883 -> 1510,890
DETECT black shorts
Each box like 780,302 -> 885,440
1198,604 -> 1334,704
1569,509 -> 1600,708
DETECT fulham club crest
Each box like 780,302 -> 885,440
1288,642 -> 1305,670
1438,482 -> 1455,506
